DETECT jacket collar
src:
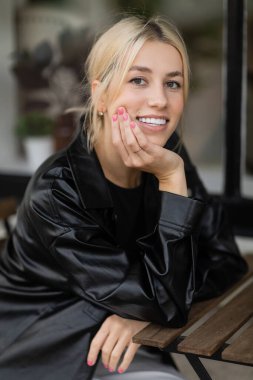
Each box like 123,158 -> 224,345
66,127 -> 178,213
67,129 -> 114,209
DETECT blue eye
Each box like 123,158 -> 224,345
167,81 -> 181,89
130,77 -> 146,86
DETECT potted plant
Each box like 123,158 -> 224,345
16,112 -> 55,171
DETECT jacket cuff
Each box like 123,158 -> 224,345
159,192 -> 205,233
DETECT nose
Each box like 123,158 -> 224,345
147,84 -> 167,109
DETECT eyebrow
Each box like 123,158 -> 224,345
129,65 -> 183,77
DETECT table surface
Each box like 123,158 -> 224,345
133,254 -> 253,367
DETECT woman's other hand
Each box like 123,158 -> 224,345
87,314 -> 149,374
112,107 -> 188,196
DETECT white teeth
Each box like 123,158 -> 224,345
138,117 -> 167,125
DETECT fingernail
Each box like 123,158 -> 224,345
118,368 -> 124,374
130,121 -> 135,129
112,114 -> 118,122
123,113 -> 128,121
109,367 -> 114,372
103,363 -> 108,369
118,107 -> 124,115
87,360 -> 93,366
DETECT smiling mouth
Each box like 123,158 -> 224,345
136,117 -> 168,126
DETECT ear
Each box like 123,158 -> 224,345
91,80 -> 107,113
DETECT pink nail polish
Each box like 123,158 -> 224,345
118,107 -> 124,115
104,363 -> 108,369
109,368 -> 114,372
123,113 -> 128,121
130,121 -> 135,129
87,360 -> 93,366
118,368 -> 124,374
112,114 -> 118,122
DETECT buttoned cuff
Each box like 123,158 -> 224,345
159,192 -> 205,233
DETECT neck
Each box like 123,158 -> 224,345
94,137 -> 141,189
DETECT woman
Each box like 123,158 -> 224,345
0,16 -> 247,380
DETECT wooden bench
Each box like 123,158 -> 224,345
133,255 -> 253,380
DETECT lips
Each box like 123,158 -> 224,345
136,116 -> 169,132
137,117 -> 167,126
136,115 -> 169,125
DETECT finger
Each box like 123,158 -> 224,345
117,108 -> 132,154
130,122 -> 157,155
123,116 -> 142,154
126,122 -> 152,161
107,334 -> 131,372
117,342 -> 140,374
118,111 -> 145,158
101,334 -> 118,370
111,113 -> 129,161
87,326 -> 109,367
117,107 -> 140,155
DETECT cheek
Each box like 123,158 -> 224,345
173,96 -> 184,115
111,91 -> 140,113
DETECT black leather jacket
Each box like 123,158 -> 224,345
0,130 -> 247,380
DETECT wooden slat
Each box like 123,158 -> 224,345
222,322 -> 253,364
177,282 -> 253,356
133,297 -> 221,349
133,254 -> 253,349
132,324 -> 169,348
244,254 -> 253,271
0,197 -> 17,219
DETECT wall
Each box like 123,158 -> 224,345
0,0 -> 18,171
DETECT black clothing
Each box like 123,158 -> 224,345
0,130 -> 247,380
106,178 -> 145,250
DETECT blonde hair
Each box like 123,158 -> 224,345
84,15 -> 190,149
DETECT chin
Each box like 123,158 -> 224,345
146,134 -> 172,147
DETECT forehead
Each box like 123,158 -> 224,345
131,40 -> 183,73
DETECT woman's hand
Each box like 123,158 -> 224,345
87,314 -> 149,374
112,107 -> 188,196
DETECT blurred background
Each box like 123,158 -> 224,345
0,0 -> 252,193
0,3 -> 253,378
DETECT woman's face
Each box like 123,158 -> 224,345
101,40 -> 184,147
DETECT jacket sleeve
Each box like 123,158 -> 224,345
167,133 -> 248,301
28,171 -> 204,328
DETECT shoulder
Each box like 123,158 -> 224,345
28,149 -> 75,198
21,147 -> 84,230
